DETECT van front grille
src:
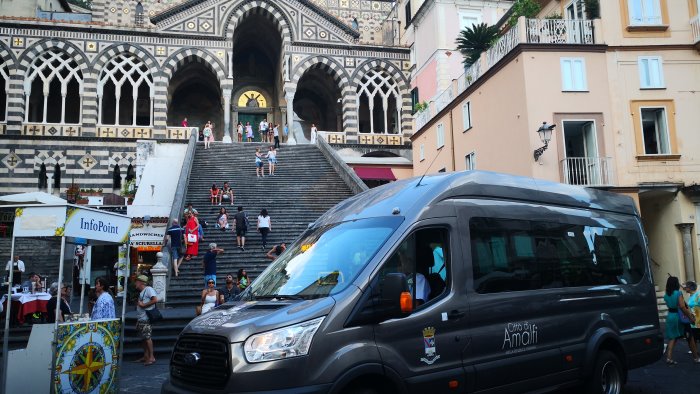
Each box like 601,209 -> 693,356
170,334 -> 230,389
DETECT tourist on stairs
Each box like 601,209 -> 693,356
257,209 -> 272,250
216,207 -> 229,231
233,206 -> 249,251
184,212 -> 200,261
267,146 -> 277,176
237,122 -> 243,143
255,148 -> 265,177
210,183 -> 221,205
203,121 -> 213,149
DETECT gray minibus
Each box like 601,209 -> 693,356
163,171 -> 662,394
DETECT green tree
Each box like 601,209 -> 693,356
455,23 -> 500,67
507,0 -> 542,26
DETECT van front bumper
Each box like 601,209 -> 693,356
161,378 -> 332,394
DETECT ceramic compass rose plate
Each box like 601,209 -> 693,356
54,320 -> 121,394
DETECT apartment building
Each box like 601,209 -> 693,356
410,0 -> 700,285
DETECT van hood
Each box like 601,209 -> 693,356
182,297 -> 335,342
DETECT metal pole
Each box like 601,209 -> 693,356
49,235 -> 66,394
79,245 -> 87,315
1,234 -> 17,392
116,244 -> 130,391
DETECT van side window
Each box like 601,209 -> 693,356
379,228 -> 449,307
470,218 -> 645,294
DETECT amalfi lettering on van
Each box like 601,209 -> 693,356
502,322 -> 538,354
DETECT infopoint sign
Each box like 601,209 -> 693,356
64,207 -> 131,243
14,206 -> 130,243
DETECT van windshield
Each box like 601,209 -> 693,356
244,217 -> 402,300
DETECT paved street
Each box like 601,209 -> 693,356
120,340 -> 700,393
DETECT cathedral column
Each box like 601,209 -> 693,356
342,87 -> 358,143
285,90 -> 296,145
81,74 -> 98,136
152,75 -> 168,137
222,89 -> 232,143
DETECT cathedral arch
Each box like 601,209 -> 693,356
292,57 -> 348,133
97,52 -> 154,126
224,0 -> 294,44
164,50 -> 225,133
352,60 -> 410,135
0,42 -> 15,124
22,48 -> 84,124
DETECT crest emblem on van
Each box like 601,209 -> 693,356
420,327 -> 441,365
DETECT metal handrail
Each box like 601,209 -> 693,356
162,132 -> 198,297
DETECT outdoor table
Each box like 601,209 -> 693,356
1,293 -> 51,324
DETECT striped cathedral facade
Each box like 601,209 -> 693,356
0,0 -> 410,194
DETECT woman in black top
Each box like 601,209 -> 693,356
47,282 -> 72,323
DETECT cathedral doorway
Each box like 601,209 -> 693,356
231,8 -> 283,129
167,59 -> 223,139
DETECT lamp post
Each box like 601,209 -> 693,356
533,121 -> 556,161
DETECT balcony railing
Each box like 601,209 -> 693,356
561,157 -> 614,187
414,18 -> 597,131
691,16 -> 700,45
527,19 -> 594,44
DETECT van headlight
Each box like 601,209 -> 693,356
244,317 -> 325,363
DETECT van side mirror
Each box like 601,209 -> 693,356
346,273 -> 411,326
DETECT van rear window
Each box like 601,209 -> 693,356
470,218 -> 645,293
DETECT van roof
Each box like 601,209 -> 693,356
315,171 -> 638,226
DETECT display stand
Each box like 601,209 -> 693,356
0,202 -> 131,394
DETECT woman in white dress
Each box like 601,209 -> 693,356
200,279 -> 219,314
310,123 -> 317,144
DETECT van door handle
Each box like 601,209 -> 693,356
447,310 -> 466,320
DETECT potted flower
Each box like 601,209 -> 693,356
121,179 -> 136,205
65,183 -> 81,204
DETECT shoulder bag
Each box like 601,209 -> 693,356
142,288 -> 163,323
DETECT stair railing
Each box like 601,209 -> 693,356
315,134 -> 369,195
161,132 -> 198,300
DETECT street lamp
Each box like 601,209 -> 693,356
533,121 -> 556,161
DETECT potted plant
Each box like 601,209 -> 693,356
65,183 -> 80,204
121,179 -> 136,204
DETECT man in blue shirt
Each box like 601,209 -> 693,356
164,219 -> 185,276
202,243 -> 224,287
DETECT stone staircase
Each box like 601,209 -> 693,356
122,142 -> 356,355
166,142 -> 355,306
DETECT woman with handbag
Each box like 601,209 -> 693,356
663,276 -> 695,365
184,213 -> 200,261
200,279 -> 219,314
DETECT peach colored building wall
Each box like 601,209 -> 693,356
413,48 -> 613,182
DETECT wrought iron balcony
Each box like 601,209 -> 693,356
561,156 -> 614,187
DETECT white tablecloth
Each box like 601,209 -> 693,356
1,292 -> 51,304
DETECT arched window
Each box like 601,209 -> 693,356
357,68 -> 401,134
98,53 -> 154,126
53,163 -> 61,191
0,60 -> 8,122
38,163 -> 47,190
126,164 -> 135,182
113,165 -> 122,190
24,49 -> 83,124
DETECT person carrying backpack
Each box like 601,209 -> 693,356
233,206 -> 249,251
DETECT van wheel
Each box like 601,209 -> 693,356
584,350 -> 625,394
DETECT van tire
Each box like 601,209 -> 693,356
583,350 -> 625,394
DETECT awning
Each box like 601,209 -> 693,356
354,167 -> 396,181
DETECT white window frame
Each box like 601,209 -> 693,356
465,151 -> 476,170
560,57 -> 587,92
638,56 -> 664,89
462,101 -> 472,131
627,0 -> 662,26
640,106 -> 671,155
436,123 -> 445,149
419,144 -> 425,161
458,10 -> 481,32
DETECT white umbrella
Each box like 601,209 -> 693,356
0,191 -> 66,205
